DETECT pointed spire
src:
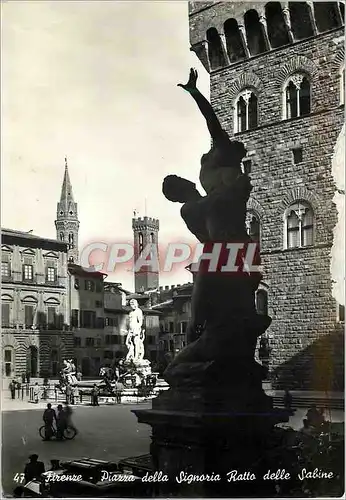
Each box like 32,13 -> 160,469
60,156 -> 74,203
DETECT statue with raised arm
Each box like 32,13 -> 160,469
178,68 -> 248,195
160,69 -> 269,396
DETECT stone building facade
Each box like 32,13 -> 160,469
188,1 -> 345,389
152,284 -> 193,357
1,229 -> 73,378
69,264 -> 108,376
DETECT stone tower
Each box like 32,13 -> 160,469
55,158 -> 80,263
188,2 -> 345,389
132,216 -> 160,293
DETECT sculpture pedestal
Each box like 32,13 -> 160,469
132,314 -> 291,496
133,399 -> 291,497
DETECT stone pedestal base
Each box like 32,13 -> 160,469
133,405 -> 291,497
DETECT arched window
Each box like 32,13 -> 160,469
224,18 -> 245,63
138,232 -> 144,256
289,2 -> 314,40
244,10 -> 267,56
235,89 -> 258,133
256,290 -> 268,315
59,232 -> 64,242
284,74 -> 311,119
206,28 -> 225,70
284,202 -> 314,249
265,2 -> 290,48
314,2 -> 342,32
150,232 -> 155,259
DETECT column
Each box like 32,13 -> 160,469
237,24 -> 250,59
259,14 -> 271,51
282,3 -> 294,43
336,2 -> 344,25
306,2 -> 318,35
219,32 -> 230,66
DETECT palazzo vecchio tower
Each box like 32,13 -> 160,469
188,1 -> 345,389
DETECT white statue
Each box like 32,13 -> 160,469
125,299 -> 145,362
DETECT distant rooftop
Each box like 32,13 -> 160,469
68,263 -> 107,279
1,227 -> 68,251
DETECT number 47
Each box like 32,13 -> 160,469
13,473 -> 25,483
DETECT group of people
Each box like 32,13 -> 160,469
9,380 -> 41,402
8,379 -> 21,400
303,405 -> 328,431
65,384 -> 80,405
42,402 -> 76,441
90,380 -> 125,405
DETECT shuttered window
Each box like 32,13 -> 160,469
46,260 -> 57,283
1,253 -> 11,277
23,257 -> 34,281
25,305 -> 34,327
1,303 -> 10,326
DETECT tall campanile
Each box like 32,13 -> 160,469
55,158 -> 80,263
132,215 -> 160,293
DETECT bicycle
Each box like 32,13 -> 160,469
39,423 -> 77,440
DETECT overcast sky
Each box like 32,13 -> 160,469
1,0 -> 210,291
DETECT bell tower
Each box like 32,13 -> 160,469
55,157 -> 80,263
132,215 -> 160,293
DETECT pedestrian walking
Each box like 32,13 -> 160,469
16,380 -> 22,398
55,404 -> 66,440
115,380 -> 124,404
65,384 -> 73,404
33,382 -> 40,403
73,385 -> 79,405
9,380 -> 16,400
24,454 -> 45,483
42,403 -> 56,441
91,384 -> 99,406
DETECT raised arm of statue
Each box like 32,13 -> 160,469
178,68 -> 227,145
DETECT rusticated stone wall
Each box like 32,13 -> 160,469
189,2 -> 345,389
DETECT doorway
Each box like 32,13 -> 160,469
27,346 -> 38,377
82,358 -> 90,376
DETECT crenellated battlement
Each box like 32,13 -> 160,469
132,217 -> 160,231
189,1 -> 344,73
